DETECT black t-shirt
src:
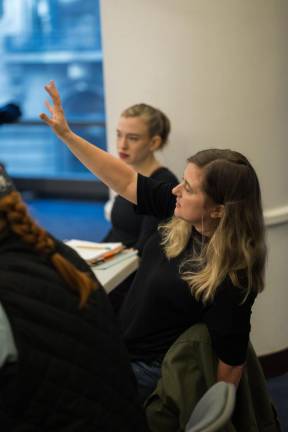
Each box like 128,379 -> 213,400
103,167 -> 178,254
119,174 -> 256,366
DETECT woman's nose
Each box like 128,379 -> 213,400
118,136 -> 128,149
172,183 -> 181,196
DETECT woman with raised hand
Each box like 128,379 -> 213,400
0,163 -> 148,431
40,81 -> 267,403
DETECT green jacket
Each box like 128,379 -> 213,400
144,324 -> 281,432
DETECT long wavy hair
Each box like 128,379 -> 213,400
0,191 -> 98,306
160,149 -> 267,303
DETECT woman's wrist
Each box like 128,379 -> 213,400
59,128 -> 75,144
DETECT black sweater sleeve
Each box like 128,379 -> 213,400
135,174 -> 177,220
203,279 -> 256,366
134,169 -> 179,253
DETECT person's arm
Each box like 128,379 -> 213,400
203,278 -> 256,389
39,80 -> 137,204
134,170 -> 179,253
217,359 -> 244,387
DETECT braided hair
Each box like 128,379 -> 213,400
0,165 -> 98,306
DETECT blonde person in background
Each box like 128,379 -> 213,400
40,81 -> 267,404
103,103 -> 178,312
104,103 -> 178,251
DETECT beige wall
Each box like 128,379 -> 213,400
100,0 -> 288,355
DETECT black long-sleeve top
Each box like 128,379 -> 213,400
103,167 -> 178,254
119,174 -> 256,366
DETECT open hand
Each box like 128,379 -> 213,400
39,80 -> 71,138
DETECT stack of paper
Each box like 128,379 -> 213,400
65,240 -> 124,265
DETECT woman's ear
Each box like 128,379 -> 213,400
210,204 -> 224,219
150,135 -> 162,152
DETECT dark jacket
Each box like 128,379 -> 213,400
144,324 -> 281,432
0,231 -> 147,431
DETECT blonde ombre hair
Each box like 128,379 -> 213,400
160,149 -> 266,303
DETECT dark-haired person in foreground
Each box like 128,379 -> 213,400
0,164 -> 147,431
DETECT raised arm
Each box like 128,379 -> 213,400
39,81 -> 138,204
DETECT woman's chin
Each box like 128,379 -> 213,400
174,207 -> 181,218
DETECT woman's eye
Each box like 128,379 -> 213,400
183,182 -> 190,191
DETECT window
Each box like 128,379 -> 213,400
0,0 -> 107,197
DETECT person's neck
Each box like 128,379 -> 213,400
131,156 -> 162,177
193,226 -> 210,239
193,220 -> 217,239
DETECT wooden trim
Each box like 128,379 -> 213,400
259,347 -> 288,378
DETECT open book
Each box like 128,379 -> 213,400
65,239 -> 124,265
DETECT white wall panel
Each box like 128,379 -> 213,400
100,0 -> 288,355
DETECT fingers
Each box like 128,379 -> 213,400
39,113 -> 53,126
44,81 -> 54,98
44,80 -> 62,106
45,100 -> 54,115
44,80 -> 56,95
41,80 -> 67,132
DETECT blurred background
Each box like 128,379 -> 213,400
0,0 -> 107,198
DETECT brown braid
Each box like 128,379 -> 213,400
0,191 -> 98,306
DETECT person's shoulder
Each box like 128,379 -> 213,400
151,167 -> 178,185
